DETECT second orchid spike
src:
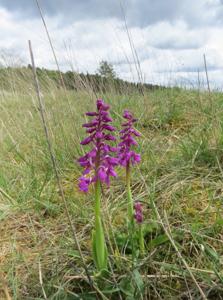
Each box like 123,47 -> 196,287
118,110 -> 141,167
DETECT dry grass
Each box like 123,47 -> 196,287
1,73 -> 223,298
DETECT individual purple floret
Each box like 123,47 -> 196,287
78,99 -> 119,192
118,110 -> 141,167
134,202 -> 143,223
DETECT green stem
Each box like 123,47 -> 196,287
126,163 -> 134,222
95,179 -> 101,218
93,180 -> 107,272
139,224 -> 145,255
126,163 -> 136,261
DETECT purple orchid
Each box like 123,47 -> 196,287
134,201 -> 145,254
78,99 -> 118,192
118,109 -> 142,252
118,110 -> 141,167
134,202 -> 143,224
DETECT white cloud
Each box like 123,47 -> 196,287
0,5 -> 223,89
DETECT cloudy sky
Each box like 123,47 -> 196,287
0,0 -> 223,88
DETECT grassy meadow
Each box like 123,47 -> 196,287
1,70 -> 223,299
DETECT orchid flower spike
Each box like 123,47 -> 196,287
78,99 -> 118,192
134,202 -> 143,224
118,110 -> 141,167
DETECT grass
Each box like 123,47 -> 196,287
1,73 -> 223,299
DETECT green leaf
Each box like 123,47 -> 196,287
133,269 -> 144,294
92,225 -> 108,272
101,288 -> 120,294
204,244 -> 219,262
119,277 -> 134,297
67,249 -> 81,259
143,222 -> 160,234
215,218 -> 223,226
148,233 -> 169,249
92,230 -> 99,269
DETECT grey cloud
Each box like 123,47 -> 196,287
175,65 -> 220,73
151,38 -> 203,50
124,0 -> 181,27
0,0 -> 222,28
0,0 -> 121,22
